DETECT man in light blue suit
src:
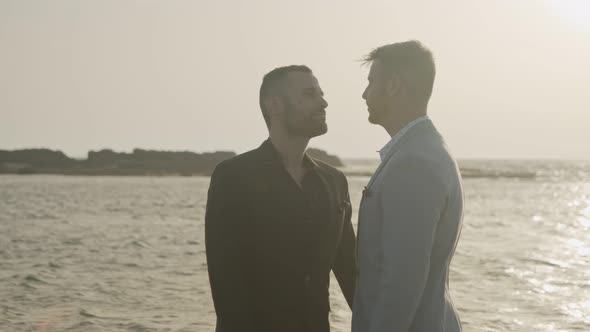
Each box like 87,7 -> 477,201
352,40 -> 464,332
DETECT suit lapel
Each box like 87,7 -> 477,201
364,120 -> 435,193
257,138 -> 340,228
314,167 -> 337,224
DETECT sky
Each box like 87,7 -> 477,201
1,0 -> 589,159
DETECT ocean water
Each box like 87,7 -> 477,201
1,160 -> 589,332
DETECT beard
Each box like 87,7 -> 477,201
283,98 -> 327,138
367,92 -> 390,125
368,105 -> 388,125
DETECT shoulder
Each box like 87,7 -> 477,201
312,158 -> 349,194
384,150 -> 453,196
394,127 -> 459,181
209,148 -> 263,186
313,158 -> 346,179
212,147 -> 262,175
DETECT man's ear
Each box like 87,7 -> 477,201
265,96 -> 284,116
385,73 -> 401,97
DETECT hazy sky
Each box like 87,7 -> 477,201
1,0 -> 589,159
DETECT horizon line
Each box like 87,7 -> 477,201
1,146 -> 588,162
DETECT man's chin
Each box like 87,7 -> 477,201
368,113 -> 380,125
368,108 -> 388,125
308,123 -> 328,138
287,123 -> 327,138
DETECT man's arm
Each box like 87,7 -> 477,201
332,175 -> 357,309
369,158 -> 446,332
205,162 -> 255,331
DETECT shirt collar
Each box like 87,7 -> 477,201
260,138 -> 319,170
378,115 -> 430,161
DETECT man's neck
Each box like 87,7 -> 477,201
269,132 -> 309,171
382,105 -> 427,137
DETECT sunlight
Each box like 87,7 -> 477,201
547,0 -> 590,30
560,300 -> 590,324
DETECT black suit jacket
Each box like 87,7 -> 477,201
205,139 -> 357,332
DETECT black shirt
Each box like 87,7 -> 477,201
205,139 -> 357,332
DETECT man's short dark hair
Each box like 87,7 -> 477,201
259,65 -> 312,128
363,40 -> 436,104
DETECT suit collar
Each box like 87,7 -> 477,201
257,139 -> 338,235
382,118 -> 436,161
364,119 -> 437,191
379,116 -> 430,161
258,138 -> 320,170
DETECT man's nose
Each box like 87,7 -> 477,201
321,96 -> 328,108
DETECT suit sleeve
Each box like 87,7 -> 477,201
369,158 -> 447,332
332,174 -> 357,309
205,162 -> 255,331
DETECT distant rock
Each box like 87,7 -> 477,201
306,148 -> 344,167
0,148 -> 75,174
0,148 -> 236,176
0,148 -> 72,166
81,148 -> 237,176
0,147 -> 347,176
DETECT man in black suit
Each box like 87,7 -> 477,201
205,65 -> 356,332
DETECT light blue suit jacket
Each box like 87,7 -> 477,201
352,119 -> 463,332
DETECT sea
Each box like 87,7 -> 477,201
1,159 -> 589,332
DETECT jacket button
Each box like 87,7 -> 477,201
304,275 -> 311,286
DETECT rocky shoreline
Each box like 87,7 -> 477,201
0,149 -> 537,179
0,147 -> 343,176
